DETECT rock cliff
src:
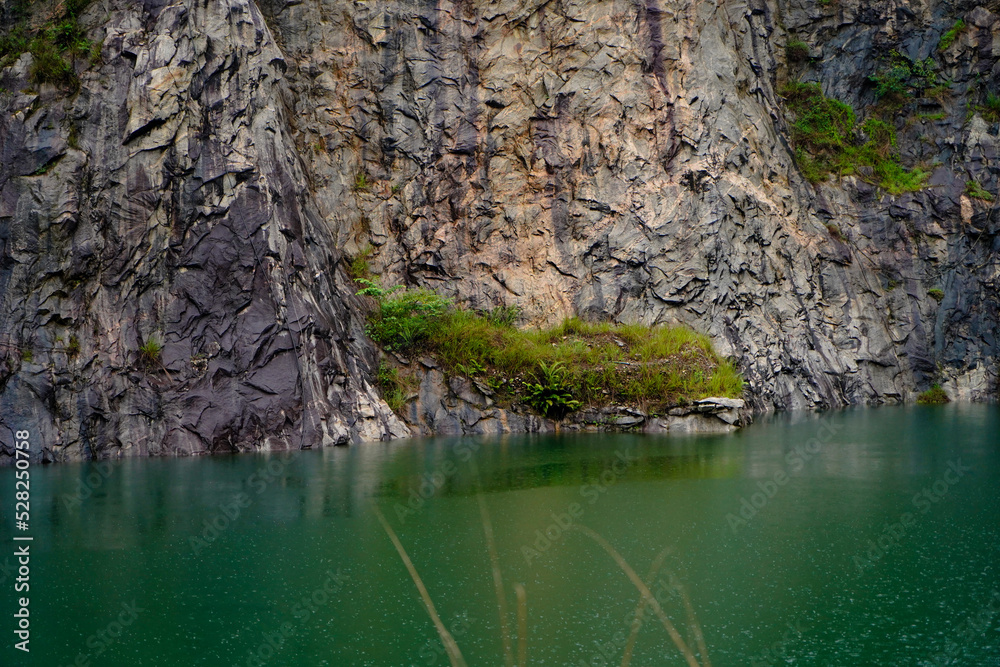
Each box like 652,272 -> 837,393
1,0 -> 997,460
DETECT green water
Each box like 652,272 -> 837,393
2,405 -> 999,666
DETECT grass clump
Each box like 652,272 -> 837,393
376,362 -> 411,413
357,279 -> 453,352
927,288 -> 945,302
965,180 -> 994,201
479,305 -> 521,327
347,244 -> 374,281
974,92 -> 1000,122
66,334 -> 80,357
137,337 -> 163,370
938,19 -> 966,52
916,384 -> 950,404
358,283 -> 744,417
781,82 -> 929,194
785,40 -> 810,62
353,171 -> 370,192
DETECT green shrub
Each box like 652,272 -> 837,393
523,361 -> 583,418
781,82 -> 928,193
67,335 -> 80,357
938,20 -> 966,51
916,384 -> 950,404
965,180 -> 994,201
869,52 -> 941,106
927,288 -> 945,302
20,347 -> 32,363
785,40 -> 810,62
870,65 -> 911,100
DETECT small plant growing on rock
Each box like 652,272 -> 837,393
785,40 -> 810,62
974,92 -> 1000,122
916,384 -> 950,405
938,19 -> 966,52
965,180 -> 994,201
870,65 -> 911,101
927,288 -> 945,302
825,223 -> 845,242
20,347 -> 32,363
67,335 -> 80,357
347,244 -> 374,281
138,337 -> 163,370
523,361 -> 582,418
376,362 -> 410,414
353,171 -> 370,192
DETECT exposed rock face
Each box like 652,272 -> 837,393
0,0 -> 407,461
263,0 -> 998,409
0,0 -> 997,460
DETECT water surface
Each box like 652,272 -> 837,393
2,404 -> 999,666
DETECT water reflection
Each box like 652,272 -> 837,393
1,404 -> 998,666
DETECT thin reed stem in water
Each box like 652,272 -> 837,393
571,524 -> 704,667
373,506 -> 468,667
678,579 -> 711,667
621,546 -> 673,667
515,583 -> 528,667
476,489 -> 514,667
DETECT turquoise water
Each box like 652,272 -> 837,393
1,404 -> 999,666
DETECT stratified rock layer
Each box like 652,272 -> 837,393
0,0 -> 997,460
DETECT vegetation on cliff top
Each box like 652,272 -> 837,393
782,81 -> 929,194
357,280 -> 743,417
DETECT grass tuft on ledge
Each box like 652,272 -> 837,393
916,384 -> 950,405
358,280 -> 743,416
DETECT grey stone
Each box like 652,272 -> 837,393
2,0 -> 998,461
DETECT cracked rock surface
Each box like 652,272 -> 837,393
265,0 -> 998,410
0,0 -> 407,461
1,0 -> 997,460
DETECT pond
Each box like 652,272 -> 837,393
2,404 -> 999,666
